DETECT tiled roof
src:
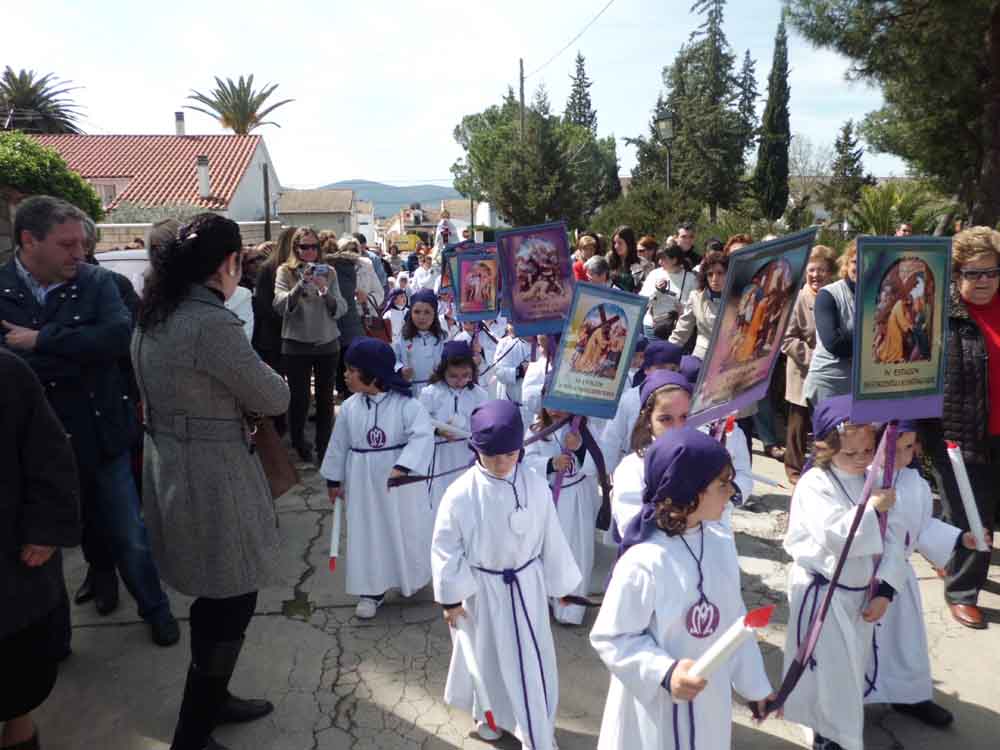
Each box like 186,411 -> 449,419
30,134 -> 261,211
440,198 -> 472,220
279,189 -> 354,214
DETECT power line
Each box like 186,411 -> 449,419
525,0 -> 619,78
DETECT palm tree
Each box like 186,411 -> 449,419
0,67 -> 83,133
185,75 -> 293,135
849,181 -> 953,236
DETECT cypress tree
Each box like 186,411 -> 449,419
564,52 -> 598,133
753,17 -> 791,220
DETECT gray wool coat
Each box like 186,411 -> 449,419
131,285 -> 291,598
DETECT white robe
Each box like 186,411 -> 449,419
455,328 -> 499,397
383,306 -> 406,342
590,526 -> 772,750
781,466 -> 907,750
864,467 -> 960,706
610,424 -> 752,539
418,381 -> 488,515
494,336 -> 534,406
320,391 -> 434,597
412,266 -> 439,291
521,356 -> 549,429
393,332 -> 445,400
432,464 -> 582,750
524,425 -> 601,624
600,384 -> 641,476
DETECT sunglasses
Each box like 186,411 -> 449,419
298,243 -> 320,251
960,267 -> 1000,281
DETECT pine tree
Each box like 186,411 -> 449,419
752,18 -> 791,220
822,119 -> 875,222
565,52 -> 598,133
737,50 -> 759,157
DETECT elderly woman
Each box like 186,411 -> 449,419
274,227 -> 348,463
573,233 -> 600,281
133,214 -> 290,750
781,245 -> 837,483
924,226 -> 1000,630
803,240 -> 858,404
669,250 -> 728,359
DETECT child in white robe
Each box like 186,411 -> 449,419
321,337 -> 435,620
418,341 -> 488,515
455,320 -> 500,397
524,407 -> 601,625
781,396 -> 906,750
863,422 -> 990,727
591,427 -> 773,750
382,288 -> 408,342
610,371 -> 752,539
393,288 -> 446,400
493,329 -> 534,407
432,400 -> 582,749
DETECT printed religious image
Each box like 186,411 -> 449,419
688,230 -> 815,427
497,222 -> 574,335
544,282 -> 646,420
871,258 -> 935,364
455,252 -> 500,321
851,237 -> 951,423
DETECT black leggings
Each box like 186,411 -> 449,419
285,350 -> 338,457
189,591 -> 258,645
0,607 -> 60,721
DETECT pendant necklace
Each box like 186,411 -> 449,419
680,524 -> 721,638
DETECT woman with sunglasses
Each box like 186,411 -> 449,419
923,226 -> 1000,631
274,227 -> 348,463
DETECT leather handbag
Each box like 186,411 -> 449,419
362,294 -> 391,342
252,416 -> 299,499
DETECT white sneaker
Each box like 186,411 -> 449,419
355,597 -> 381,619
476,721 -> 502,742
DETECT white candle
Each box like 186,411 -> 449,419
687,605 -> 774,683
328,500 -> 342,572
432,419 -> 472,439
454,617 -> 497,731
946,442 -> 990,552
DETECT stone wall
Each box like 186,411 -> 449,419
95,220 -> 283,252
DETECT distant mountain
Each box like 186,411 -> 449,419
322,180 -> 461,219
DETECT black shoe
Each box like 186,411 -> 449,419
151,614 -> 181,647
813,735 -> 845,750
892,700 -> 954,727
294,441 -> 314,463
74,567 -> 95,604
94,568 -> 119,615
215,693 -> 275,725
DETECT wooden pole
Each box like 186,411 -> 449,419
262,163 -> 272,241
519,58 -> 526,141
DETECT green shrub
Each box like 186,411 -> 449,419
0,131 -> 102,219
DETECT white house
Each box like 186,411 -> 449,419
278,189 -> 355,235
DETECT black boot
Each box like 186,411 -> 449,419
216,693 -> 274,725
170,639 -> 243,750
892,700 -> 954,727
93,567 -> 119,615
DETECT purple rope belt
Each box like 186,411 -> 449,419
672,700 -> 696,750
472,557 -> 548,749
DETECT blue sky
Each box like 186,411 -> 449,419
7,0 -> 904,189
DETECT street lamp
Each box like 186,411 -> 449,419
655,112 -> 675,191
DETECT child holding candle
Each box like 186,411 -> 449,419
524,405 -> 600,625
393,288 -> 446,399
418,341 -> 488,515
431,401 -> 581,749
382,288 -> 408,342
781,395 -> 906,750
590,428 -> 774,749
863,422 -> 991,727
321,338 -> 435,620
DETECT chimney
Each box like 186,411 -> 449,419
175,111 -> 186,136
196,155 -> 211,198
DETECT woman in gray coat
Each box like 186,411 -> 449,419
133,214 -> 290,750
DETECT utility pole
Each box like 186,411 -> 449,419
519,58 -> 526,141
262,163 -> 271,241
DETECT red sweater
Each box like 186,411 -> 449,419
573,259 -> 588,281
967,293 -> 1000,435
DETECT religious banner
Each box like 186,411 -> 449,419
455,251 -> 501,321
543,282 -> 646,419
850,236 -> 951,423
497,222 -> 575,335
438,240 -> 473,294
688,228 -> 816,427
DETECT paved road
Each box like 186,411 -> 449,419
37,449 -> 1000,749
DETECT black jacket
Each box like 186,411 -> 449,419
251,261 -> 284,354
0,349 -> 80,639
924,285 -> 991,465
0,259 -> 135,470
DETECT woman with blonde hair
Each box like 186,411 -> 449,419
803,241 -> 858,404
274,226 -> 348,463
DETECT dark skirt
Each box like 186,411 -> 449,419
0,607 -> 60,720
